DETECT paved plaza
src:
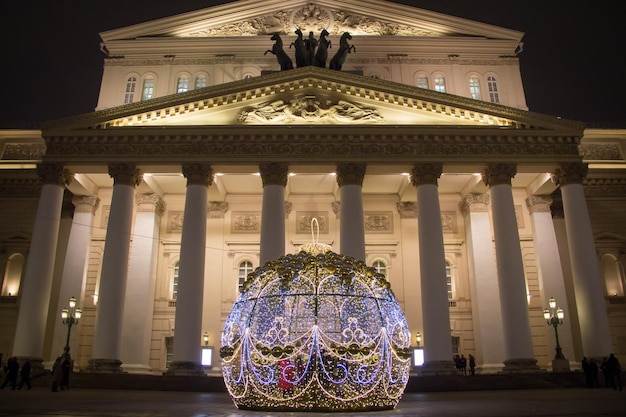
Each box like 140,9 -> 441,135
0,387 -> 624,417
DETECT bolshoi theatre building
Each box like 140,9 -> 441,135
0,0 -> 624,377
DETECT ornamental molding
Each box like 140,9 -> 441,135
584,178 -> 626,197
579,143 -> 623,161
0,178 -> 42,197
0,143 -> 46,160
296,211 -> 329,234
364,212 -> 393,233
231,211 -> 261,233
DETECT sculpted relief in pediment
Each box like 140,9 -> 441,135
238,94 -> 383,124
183,2 -> 439,37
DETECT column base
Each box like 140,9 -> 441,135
163,361 -> 206,376
418,360 -> 457,375
500,358 -> 543,373
121,363 -> 152,374
477,363 -> 505,375
85,358 -> 124,373
551,358 -> 571,373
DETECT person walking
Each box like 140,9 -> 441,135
17,359 -> 31,390
60,354 -> 72,391
605,353 -> 622,391
0,357 -> 18,389
469,354 -> 476,376
51,356 -> 62,392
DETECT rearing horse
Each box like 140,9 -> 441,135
329,32 -> 355,71
290,28 -> 309,67
314,29 -> 331,68
264,33 -> 294,71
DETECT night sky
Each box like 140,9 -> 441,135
1,1 -> 624,128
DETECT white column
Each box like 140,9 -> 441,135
259,163 -> 288,264
483,164 -> 538,371
13,164 -> 71,370
87,164 -> 141,373
460,194 -> 505,373
553,163 -> 613,358
526,195 -> 576,370
412,163 -> 455,374
50,195 -> 99,359
166,164 -> 212,376
337,163 -> 366,261
121,194 -> 165,374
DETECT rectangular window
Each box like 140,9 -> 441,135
165,336 -> 174,368
172,263 -> 179,300
124,77 -> 136,104
177,77 -> 189,93
434,77 -> 446,93
416,76 -> 429,89
469,77 -> 481,100
195,77 -> 207,89
142,79 -> 154,101
446,263 -> 453,300
487,76 -> 499,103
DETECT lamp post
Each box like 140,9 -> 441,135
61,296 -> 82,355
543,296 -> 565,360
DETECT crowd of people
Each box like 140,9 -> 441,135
582,354 -> 622,391
0,352 -> 73,391
453,353 -> 476,376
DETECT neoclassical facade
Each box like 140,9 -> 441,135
0,0 -> 624,375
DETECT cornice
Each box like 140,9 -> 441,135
41,127 -> 581,166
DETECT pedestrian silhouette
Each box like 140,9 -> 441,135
469,354 -> 476,376
51,356 -> 62,392
0,357 -> 18,389
18,359 -> 31,390
605,353 -> 622,391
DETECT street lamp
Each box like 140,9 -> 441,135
543,296 -> 565,359
61,296 -> 82,355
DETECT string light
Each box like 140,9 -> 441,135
221,241 -> 411,411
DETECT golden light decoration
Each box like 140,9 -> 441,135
221,239 -> 411,411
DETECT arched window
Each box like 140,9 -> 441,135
468,77 -> 481,100
372,260 -> 387,279
416,76 -> 429,89
487,75 -> 499,103
171,262 -> 179,300
238,260 -> 254,291
601,253 -> 625,297
176,77 -> 189,93
434,76 -> 446,93
124,76 -> 137,104
1,253 -> 24,296
445,261 -> 454,300
194,76 -> 207,89
242,74 -> 254,80
142,77 -> 155,101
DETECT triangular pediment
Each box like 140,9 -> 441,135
100,0 -> 523,42
43,66 -> 582,134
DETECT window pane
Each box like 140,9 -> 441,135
416,76 -> 429,89
373,260 -> 387,279
172,262 -> 179,300
195,77 -> 207,89
487,76 -> 499,103
434,76 -> 446,93
142,79 -> 154,100
177,77 -> 189,93
124,76 -> 136,104
446,262 -> 453,300
238,261 -> 253,291
469,77 -> 481,100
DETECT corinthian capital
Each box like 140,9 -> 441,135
411,163 -> 442,187
109,163 -> 142,186
37,163 -> 72,186
551,162 -> 588,187
482,163 -> 516,187
259,163 -> 288,187
182,163 -> 213,186
336,163 -> 366,187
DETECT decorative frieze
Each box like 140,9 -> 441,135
1,143 -> 46,160
231,212 -> 261,233
364,212 -> 393,233
296,212 -> 328,234
579,143 -> 623,161
0,178 -> 41,196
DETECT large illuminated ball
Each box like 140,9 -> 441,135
221,243 -> 412,412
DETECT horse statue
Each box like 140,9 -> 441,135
264,33 -> 293,71
313,29 -> 331,68
329,32 -> 355,71
290,28 -> 309,67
